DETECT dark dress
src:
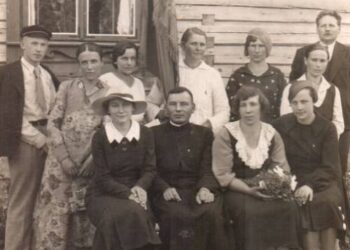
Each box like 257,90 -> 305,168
213,122 -> 300,250
151,122 -> 230,250
226,64 -> 286,123
86,124 -> 161,250
273,114 -> 346,232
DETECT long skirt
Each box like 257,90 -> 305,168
87,195 -> 161,250
224,191 -> 300,250
152,189 -> 232,250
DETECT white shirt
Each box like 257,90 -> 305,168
320,41 -> 336,60
280,75 -> 344,137
21,57 -> 56,148
99,72 -> 146,122
146,60 -> 230,134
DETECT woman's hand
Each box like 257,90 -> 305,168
79,155 -> 94,177
196,187 -> 215,204
249,186 -> 274,200
61,158 -> 79,176
163,187 -> 182,202
130,186 -> 147,210
295,185 -> 313,205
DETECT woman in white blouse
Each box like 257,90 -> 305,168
99,41 -> 146,123
280,43 -> 344,137
147,27 -> 229,134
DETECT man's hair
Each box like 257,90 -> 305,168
166,86 -> 194,103
316,10 -> 341,26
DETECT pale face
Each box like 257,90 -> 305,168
317,15 -> 340,45
182,33 -> 206,62
304,49 -> 328,78
290,89 -> 315,124
247,39 -> 267,63
114,48 -> 137,75
78,50 -> 103,81
239,95 -> 261,126
108,98 -> 134,125
20,36 -> 49,66
166,92 -> 195,125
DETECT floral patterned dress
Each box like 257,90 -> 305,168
32,78 -> 104,250
0,157 -> 10,250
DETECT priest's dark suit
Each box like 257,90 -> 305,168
290,42 -> 350,174
151,122 -> 230,250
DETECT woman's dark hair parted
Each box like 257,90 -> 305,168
112,41 -> 138,68
231,86 -> 270,117
304,43 -> 330,60
75,42 -> 103,59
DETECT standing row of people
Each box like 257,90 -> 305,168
0,8 -> 349,250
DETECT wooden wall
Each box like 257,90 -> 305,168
0,0 -> 5,64
175,0 -> 350,83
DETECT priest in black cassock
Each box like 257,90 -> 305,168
151,87 -> 231,250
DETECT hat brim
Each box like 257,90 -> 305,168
92,94 -> 147,116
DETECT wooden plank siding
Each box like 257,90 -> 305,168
174,0 -> 350,83
0,0 -> 6,65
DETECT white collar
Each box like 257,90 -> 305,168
169,120 -> 188,127
179,59 -> 210,70
105,120 -> 140,143
21,57 -> 39,72
319,41 -> 336,59
298,74 -> 331,92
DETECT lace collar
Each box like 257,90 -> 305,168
224,121 -> 276,169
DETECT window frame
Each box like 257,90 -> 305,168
17,0 -> 140,42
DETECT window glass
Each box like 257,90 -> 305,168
29,0 -> 78,34
87,0 -> 135,36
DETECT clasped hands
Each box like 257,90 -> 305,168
163,187 -> 214,204
129,186 -> 148,210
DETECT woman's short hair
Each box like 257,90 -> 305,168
316,10 -> 341,26
244,28 -> 272,57
112,41 -> 138,69
75,42 -> 103,60
231,86 -> 270,118
304,43 -> 329,60
181,27 -> 207,44
288,80 -> 318,103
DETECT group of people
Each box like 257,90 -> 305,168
0,8 -> 350,250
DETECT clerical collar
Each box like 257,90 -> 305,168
104,120 -> 140,143
169,120 -> 189,127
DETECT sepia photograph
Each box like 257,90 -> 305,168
1,0 -> 350,249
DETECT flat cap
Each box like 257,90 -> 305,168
20,25 -> 52,40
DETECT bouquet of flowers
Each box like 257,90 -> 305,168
244,165 -> 297,201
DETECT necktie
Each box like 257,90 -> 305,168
33,67 -> 47,114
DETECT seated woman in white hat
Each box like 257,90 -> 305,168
86,87 -> 161,250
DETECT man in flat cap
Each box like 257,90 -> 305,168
0,25 -> 59,250
290,10 -> 350,175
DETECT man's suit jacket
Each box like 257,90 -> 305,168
290,42 -> 350,129
0,60 -> 59,157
